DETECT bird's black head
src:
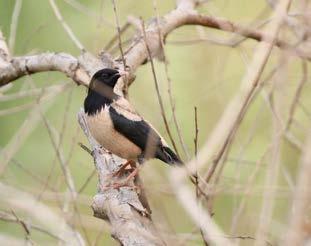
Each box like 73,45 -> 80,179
91,68 -> 121,88
84,68 -> 122,115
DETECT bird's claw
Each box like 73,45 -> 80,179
104,165 -> 140,191
112,160 -> 136,177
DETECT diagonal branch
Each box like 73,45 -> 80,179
180,14 -> 310,60
49,0 -> 84,51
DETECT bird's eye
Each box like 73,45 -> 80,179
102,74 -> 108,79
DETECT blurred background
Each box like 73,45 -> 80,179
0,0 -> 310,245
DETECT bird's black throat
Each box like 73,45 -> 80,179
84,83 -> 119,115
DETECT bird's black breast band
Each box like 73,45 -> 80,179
84,89 -> 119,115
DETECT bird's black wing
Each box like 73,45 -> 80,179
109,106 -> 160,152
109,106 -> 182,165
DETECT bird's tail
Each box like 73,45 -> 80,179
156,146 -> 183,166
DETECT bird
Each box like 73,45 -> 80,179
83,68 -> 183,184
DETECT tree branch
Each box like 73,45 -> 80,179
0,52 -> 84,86
181,14 -> 310,60
0,1 -> 307,88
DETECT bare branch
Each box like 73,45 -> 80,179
0,83 -> 70,174
49,0 -> 84,51
284,130 -> 311,246
0,0 -> 306,89
170,174 -> 233,245
9,0 -> 23,54
122,1 -> 197,71
0,82 -> 70,102
0,210 -> 63,241
141,19 -> 180,156
104,22 -> 130,51
0,52 -> 84,86
285,61 -> 308,131
153,0 -> 190,159
180,14 -> 311,60
111,0 -> 126,70
0,183 -> 84,245
255,90 -> 282,246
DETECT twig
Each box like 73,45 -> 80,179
225,235 -> 273,246
255,61 -> 284,246
39,111 -> 91,244
0,210 -> 64,241
78,142 -> 93,155
111,0 -> 128,95
285,61 -> 308,131
78,169 -> 96,194
141,19 -> 180,156
181,14 -> 310,61
0,183 -> 84,245
49,0 -> 84,51
104,21 -> 130,51
9,157 -> 56,191
77,142 -> 97,194
11,209 -> 30,236
111,0 -> 126,69
40,97 -> 76,195
0,101 -> 36,117
297,99 -> 311,120
0,84 -> 70,174
170,172 -> 233,245
0,82 -> 70,102
64,0 -> 114,28
64,0 -> 96,17
284,129 -> 311,245
193,107 -> 209,246
230,146 -> 271,233
153,0 -> 190,159
194,107 -> 199,160
9,0 -> 23,54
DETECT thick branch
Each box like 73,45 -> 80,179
78,111 -> 164,246
0,52 -> 88,87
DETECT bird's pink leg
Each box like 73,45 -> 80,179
112,160 -> 136,177
112,167 -> 140,189
101,160 -> 140,190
